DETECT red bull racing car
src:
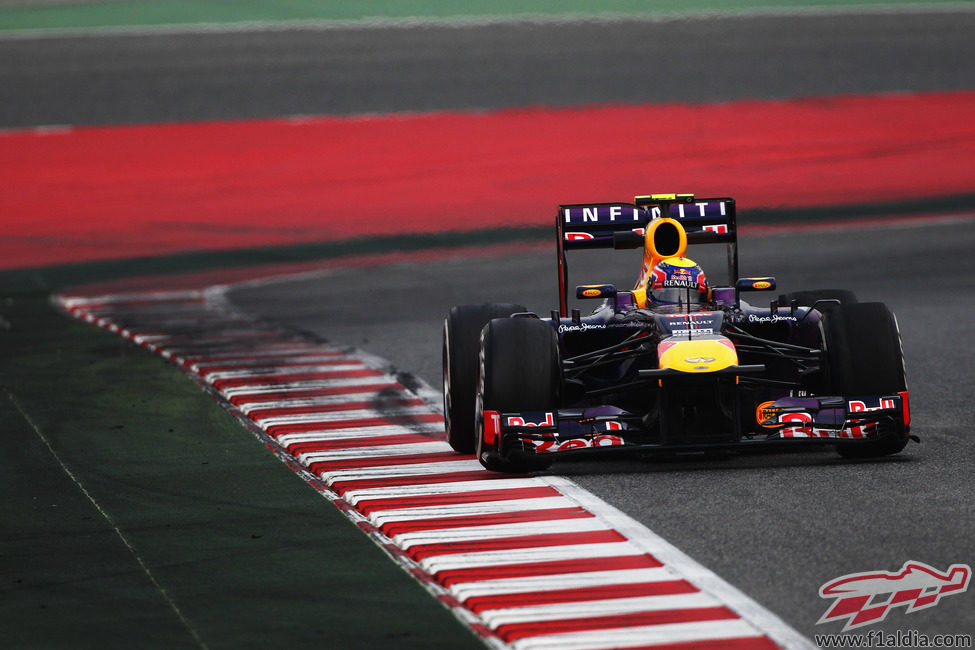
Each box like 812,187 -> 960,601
443,194 -> 914,472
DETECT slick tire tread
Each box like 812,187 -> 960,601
443,303 -> 526,454
476,317 -> 560,473
821,302 -> 909,458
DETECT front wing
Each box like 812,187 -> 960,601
484,392 -> 911,458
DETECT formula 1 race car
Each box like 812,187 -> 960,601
443,194 -> 914,472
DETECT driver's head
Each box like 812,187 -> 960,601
647,257 -> 709,307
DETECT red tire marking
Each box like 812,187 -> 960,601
211,368 -> 384,390
378,506 -> 593,537
610,638 -> 781,650
435,554 -> 664,587
406,529 -> 627,561
329,470 -> 521,495
246,397 -> 427,420
354,486 -> 563,515
495,606 -> 739,642
226,384 -> 396,406
464,579 -> 699,613
284,433 -> 443,453
306,451 -> 464,473
195,358 -> 354,374
265,413 -> 443,437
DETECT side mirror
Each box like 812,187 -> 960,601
576,284 -> 618,299
736,277 -> 776,292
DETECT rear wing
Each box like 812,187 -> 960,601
556,195 -> 739,316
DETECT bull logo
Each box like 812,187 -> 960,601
818,561 -> 971,631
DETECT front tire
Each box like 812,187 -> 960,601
442,303 -> 526,454
821,302 -> 909,458
476,317 -> 561,473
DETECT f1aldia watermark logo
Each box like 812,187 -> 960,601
818,561 -> 971,631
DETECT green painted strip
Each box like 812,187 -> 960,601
0,0 -> 969,31
0,288 -> 484,649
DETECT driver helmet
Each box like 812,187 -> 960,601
647,257 -> 709,307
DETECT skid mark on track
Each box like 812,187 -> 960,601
58,287 -> 814,650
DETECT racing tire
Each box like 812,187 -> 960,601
820,302 -> 909,458
443,303 -> 526,454
476,317 -> 560,473
778,289 -> 857,314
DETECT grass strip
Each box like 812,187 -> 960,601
0,291 -> 483,649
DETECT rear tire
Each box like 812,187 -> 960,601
821,302 -> 909,458
476,317 -> 561,472
442,303 -> 526,454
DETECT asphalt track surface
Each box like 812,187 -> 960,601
217,11 -> 973,642
1,9 -> 973,128
6,7 -> 974,646
229,215 -> 975,641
